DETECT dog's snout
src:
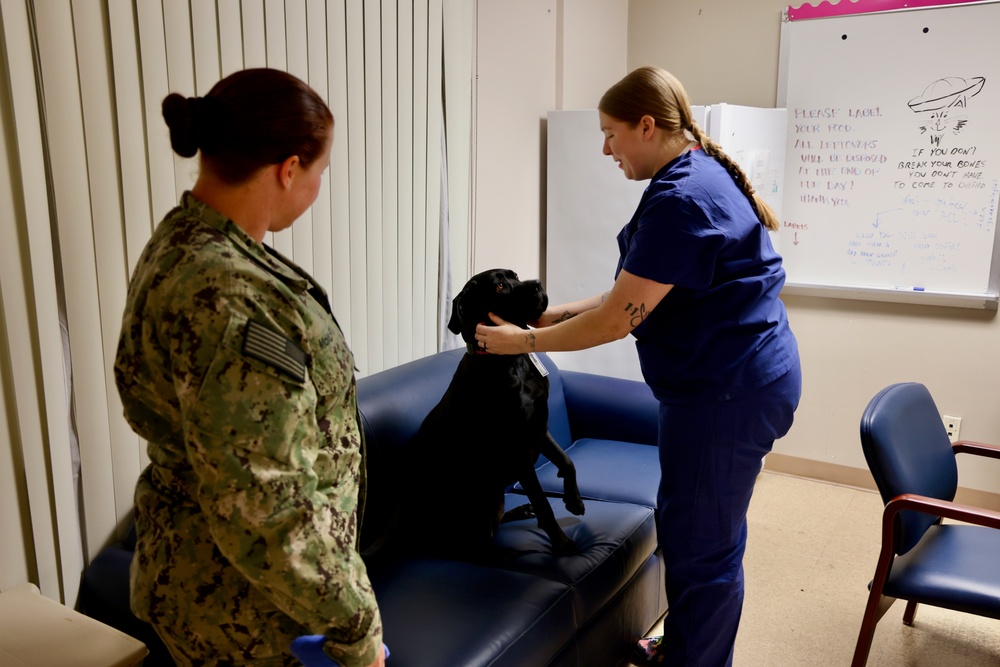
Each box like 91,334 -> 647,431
513,279 -> 548,314
517,279 -> 543,293
513,279 -> 544,297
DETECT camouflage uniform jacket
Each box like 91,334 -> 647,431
115,192 -> 382,666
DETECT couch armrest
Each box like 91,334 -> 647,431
560,369 -> 658,446
356,348 -> 464,555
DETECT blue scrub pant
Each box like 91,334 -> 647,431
655,362 -> 801,666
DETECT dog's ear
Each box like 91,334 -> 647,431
448,297 -> 462,334
447,288 -> 467,334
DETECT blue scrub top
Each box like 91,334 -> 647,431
616,149 -> 797,404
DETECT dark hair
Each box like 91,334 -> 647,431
161,68 -> 333,185
599,67 -> 779,231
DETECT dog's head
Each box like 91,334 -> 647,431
448,269 -> 548,344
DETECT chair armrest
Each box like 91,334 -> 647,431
559,369 -> 659,446
880,493 -> 1000,558
884,493 -> 1000,533
953,440 -> 1000,460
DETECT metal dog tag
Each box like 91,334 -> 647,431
527,352 -> 549,377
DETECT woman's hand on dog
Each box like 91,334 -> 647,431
475,313 -> 536,355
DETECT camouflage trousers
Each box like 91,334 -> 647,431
134,527 -> 309,666
149,595 -> 306,667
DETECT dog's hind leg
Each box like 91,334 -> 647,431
539,433 -> 585,516
501,503 -> 536,523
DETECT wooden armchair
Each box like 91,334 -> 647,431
852,382 -> 1000,666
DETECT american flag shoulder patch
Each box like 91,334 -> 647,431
243,320 -> 307,382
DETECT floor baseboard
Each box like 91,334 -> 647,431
763,452 -> 1000,512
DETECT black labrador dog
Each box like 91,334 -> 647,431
391,269 -> 585,559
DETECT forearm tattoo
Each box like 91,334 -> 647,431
525,331 -> 537,352
553,292 -> 609,324
624,302 -> 648,328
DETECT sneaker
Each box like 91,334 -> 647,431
631,635 -> 667,666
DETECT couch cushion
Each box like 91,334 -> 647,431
534,438 -> 660,508
368,559 -> 575,667
496,495 -> 657,627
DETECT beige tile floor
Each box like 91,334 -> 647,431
623,471 -> 1000,667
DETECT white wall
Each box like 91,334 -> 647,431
471,0 -> 629,279
626,0 -> 1000,496
474,0 -> 1000,496
628,0 -> 785,109
558,0 -> 631,110
471,0 -> 556,278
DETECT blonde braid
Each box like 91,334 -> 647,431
688,122 -> 780,231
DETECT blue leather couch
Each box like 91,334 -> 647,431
81,348 -> 667,666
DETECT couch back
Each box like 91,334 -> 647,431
355,349 -> 572,555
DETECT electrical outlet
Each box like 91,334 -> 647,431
942,414 -> 962,443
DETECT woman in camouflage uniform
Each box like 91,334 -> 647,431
115,68 -> 384,667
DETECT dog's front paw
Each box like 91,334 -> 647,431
551,536 -> 579,557
564,494 -> 585,516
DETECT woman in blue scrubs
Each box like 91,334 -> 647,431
474,66 -> 801,666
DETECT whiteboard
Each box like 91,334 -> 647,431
778,1 -> 1000,304
709,103 -> 788,251
545,109 -> 651,381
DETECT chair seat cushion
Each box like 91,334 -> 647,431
887,523 -> 1000,619
531,438 -> 660,508
497,495 -> 657,624
368,559 -> 574,667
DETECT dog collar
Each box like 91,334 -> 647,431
467,343 -> 489,356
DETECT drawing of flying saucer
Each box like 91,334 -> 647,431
908,76 -> 985,113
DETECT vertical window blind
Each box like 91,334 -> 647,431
0,0 -> 470,606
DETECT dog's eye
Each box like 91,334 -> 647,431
496,282 -> 505,293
